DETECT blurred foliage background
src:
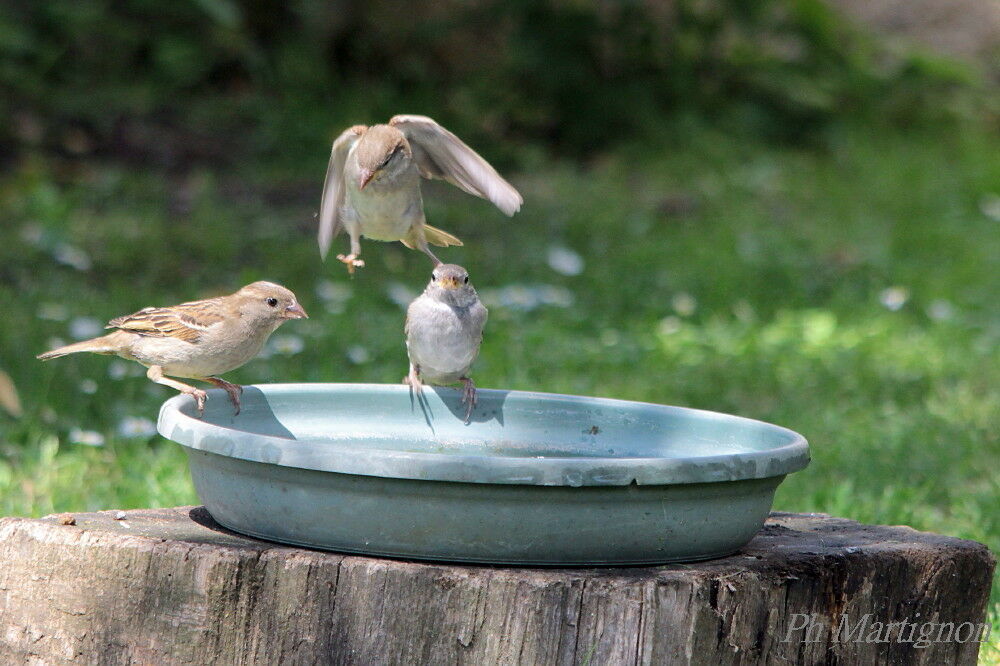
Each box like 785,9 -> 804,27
1,0 -> 993,168
0,0 -> 997,647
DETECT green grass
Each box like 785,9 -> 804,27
0,123 -> 997,656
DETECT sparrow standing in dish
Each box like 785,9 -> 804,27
37,282 -> 308,416
318,115 -> 522,272
404,264 -> 488,422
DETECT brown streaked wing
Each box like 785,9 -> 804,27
106,299 -> 225,343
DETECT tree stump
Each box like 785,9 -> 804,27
0,508 -> 992,665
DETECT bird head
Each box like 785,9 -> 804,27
236,282 -> 308,327
426,264 -> 478,306
355,125 -> 411,189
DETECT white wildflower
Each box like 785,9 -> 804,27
78,379 -> 98,394
879,287 -> 909,311
732,300 -> 755,322
117,416 -> 157,438
346,345 -> 370,365
479,284 -> 575,312
672,292 -> 697,317
69,316 -> 103,340
927,299 -> 955,322
267,334 -> 304,356
537,285 -> 574,308
69,428 -> 105,447
386,282 -> 418,309
316,279 -> 352,314
658,316 -> 682,335
485,284 -> 534,310
108,360 -> 134,380
53,243 -> 92,271
547,246 -> 584,276
979,193 -> 1000,222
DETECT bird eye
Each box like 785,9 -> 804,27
431,273 -> 437,282
266,298 -> 278,307
381,145 -> 402,168
463,276 -> 469,284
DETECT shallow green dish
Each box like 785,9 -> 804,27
157,383 -> 809,565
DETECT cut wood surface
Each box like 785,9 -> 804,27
0,508 -> 993,665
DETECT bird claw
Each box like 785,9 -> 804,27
460,377 -> 477,423
336,254 -> 365,274
207,378 -> 243,415
403,370 -> 424,396
187,388 -> 208,417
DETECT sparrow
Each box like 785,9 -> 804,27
404,264 -> 488,422
37,282 -> 308,416
318,114 -> 522,272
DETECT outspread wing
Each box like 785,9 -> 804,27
389,115 -> 522,216
106,299 -> 225,344
318,125 -> 366,259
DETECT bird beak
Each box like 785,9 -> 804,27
438,277 -> 460,290
358,168 -> 375,190
284,303 -> 308,319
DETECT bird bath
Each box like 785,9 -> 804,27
157,383 -> 809,565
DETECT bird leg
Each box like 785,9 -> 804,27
459,376 -> 477,423
147,365 -> 208,416
418,243 -> 442,266
410,227 -> 443,266
205,377 -> 243,415
403,363 -> 424,395
336,232 -> 365,274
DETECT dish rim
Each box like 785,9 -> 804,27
158,382 -> 810,487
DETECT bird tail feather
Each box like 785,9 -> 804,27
37,334 -> 121,360
404,224 -> 463,249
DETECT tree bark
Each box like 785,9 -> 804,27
0,508 -> 992,665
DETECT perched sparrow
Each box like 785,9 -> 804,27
37,282 -> 307,416
318,115 -> 522,272
404,264 -> 488,422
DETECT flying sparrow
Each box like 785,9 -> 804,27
37,282 -> 308,416
318,114 -> 522,272
404,264 -> 488,422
